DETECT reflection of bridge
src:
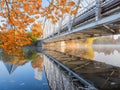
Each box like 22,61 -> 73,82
43,54 -> 97,90
43,50 -> 120,90
41,0 -> 120,43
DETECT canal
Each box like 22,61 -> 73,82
0,35 -> 120,90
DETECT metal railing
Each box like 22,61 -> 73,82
43,0 -> 120,41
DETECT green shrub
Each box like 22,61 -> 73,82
28,32 -> 38,45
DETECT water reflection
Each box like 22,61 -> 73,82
43,36 -> 120,67
1,35 -> 120,90
93,45 -> 120,67
4,62 -> 17,74
44,49 -> 120,90
43,38 -> 95,60
42,35 -> 120,89
31,54 -> 43,80
0,46 -> 87,90
0,47 -> 49,90
43,55 -> 90,90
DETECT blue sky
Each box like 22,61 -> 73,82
42,0 -> 50,7
0,0 -> 50,27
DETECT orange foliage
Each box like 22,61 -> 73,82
40,0 -> 80,24
31,23 -> 43,38
0,29 -> 32,56
0,0 -> 42,30
3,55 -> 28,66
68,1 -> 75,6
31,55 -> 43,71
70,10 -> 77,15
0,0 -> 79,53
0,0 -> 80,28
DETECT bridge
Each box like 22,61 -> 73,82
41,0 -> 120,43
38,1 -> 120,89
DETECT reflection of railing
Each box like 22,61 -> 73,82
44,50 -> 120,89
43,52 -> 97,90
43,0 -> 120,41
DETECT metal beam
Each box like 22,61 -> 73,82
43,12 -> 120,42
103,24 -> 115,33
95,0 -> 101,20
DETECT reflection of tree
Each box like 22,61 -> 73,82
27,50 -> 38,60
0,47 -> 44,78
1,50 -> 27,66
1,47 -> 38,66
3,56 -> 28,66
31,55 -> 43,71
93,45 -> 120,55
93,35 -> 120,45
31,54 -> 43,80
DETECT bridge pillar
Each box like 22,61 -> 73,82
95,0 -> 101,21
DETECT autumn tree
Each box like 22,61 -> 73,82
0,0 -> 42,30
0,0 -> 80,54
0,0 -> 43,54
40,0 -> 79,24
0,0 -> 79,29
0,29 -> 32,56
31,23 -> 43,38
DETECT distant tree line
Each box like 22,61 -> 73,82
93,36 -> 120,45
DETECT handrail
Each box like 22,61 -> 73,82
44,0 -> 120,39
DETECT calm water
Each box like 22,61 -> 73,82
0,48 -> 83,90
42,35 -> 120,90
61,45 -> 120,67
1,35 -> 120,90
0,52 -> 49,90
43,35 -> 120,67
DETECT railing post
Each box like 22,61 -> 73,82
58,18 -> 63,35
58,20 -> 61,35
47,25 -> 49,38
69,0 -> 81,31
95,0 -> 101,21
52,25 -> 54,36
67,21 -> 72,31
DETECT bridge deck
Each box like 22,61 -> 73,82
43,0 -> 120,42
